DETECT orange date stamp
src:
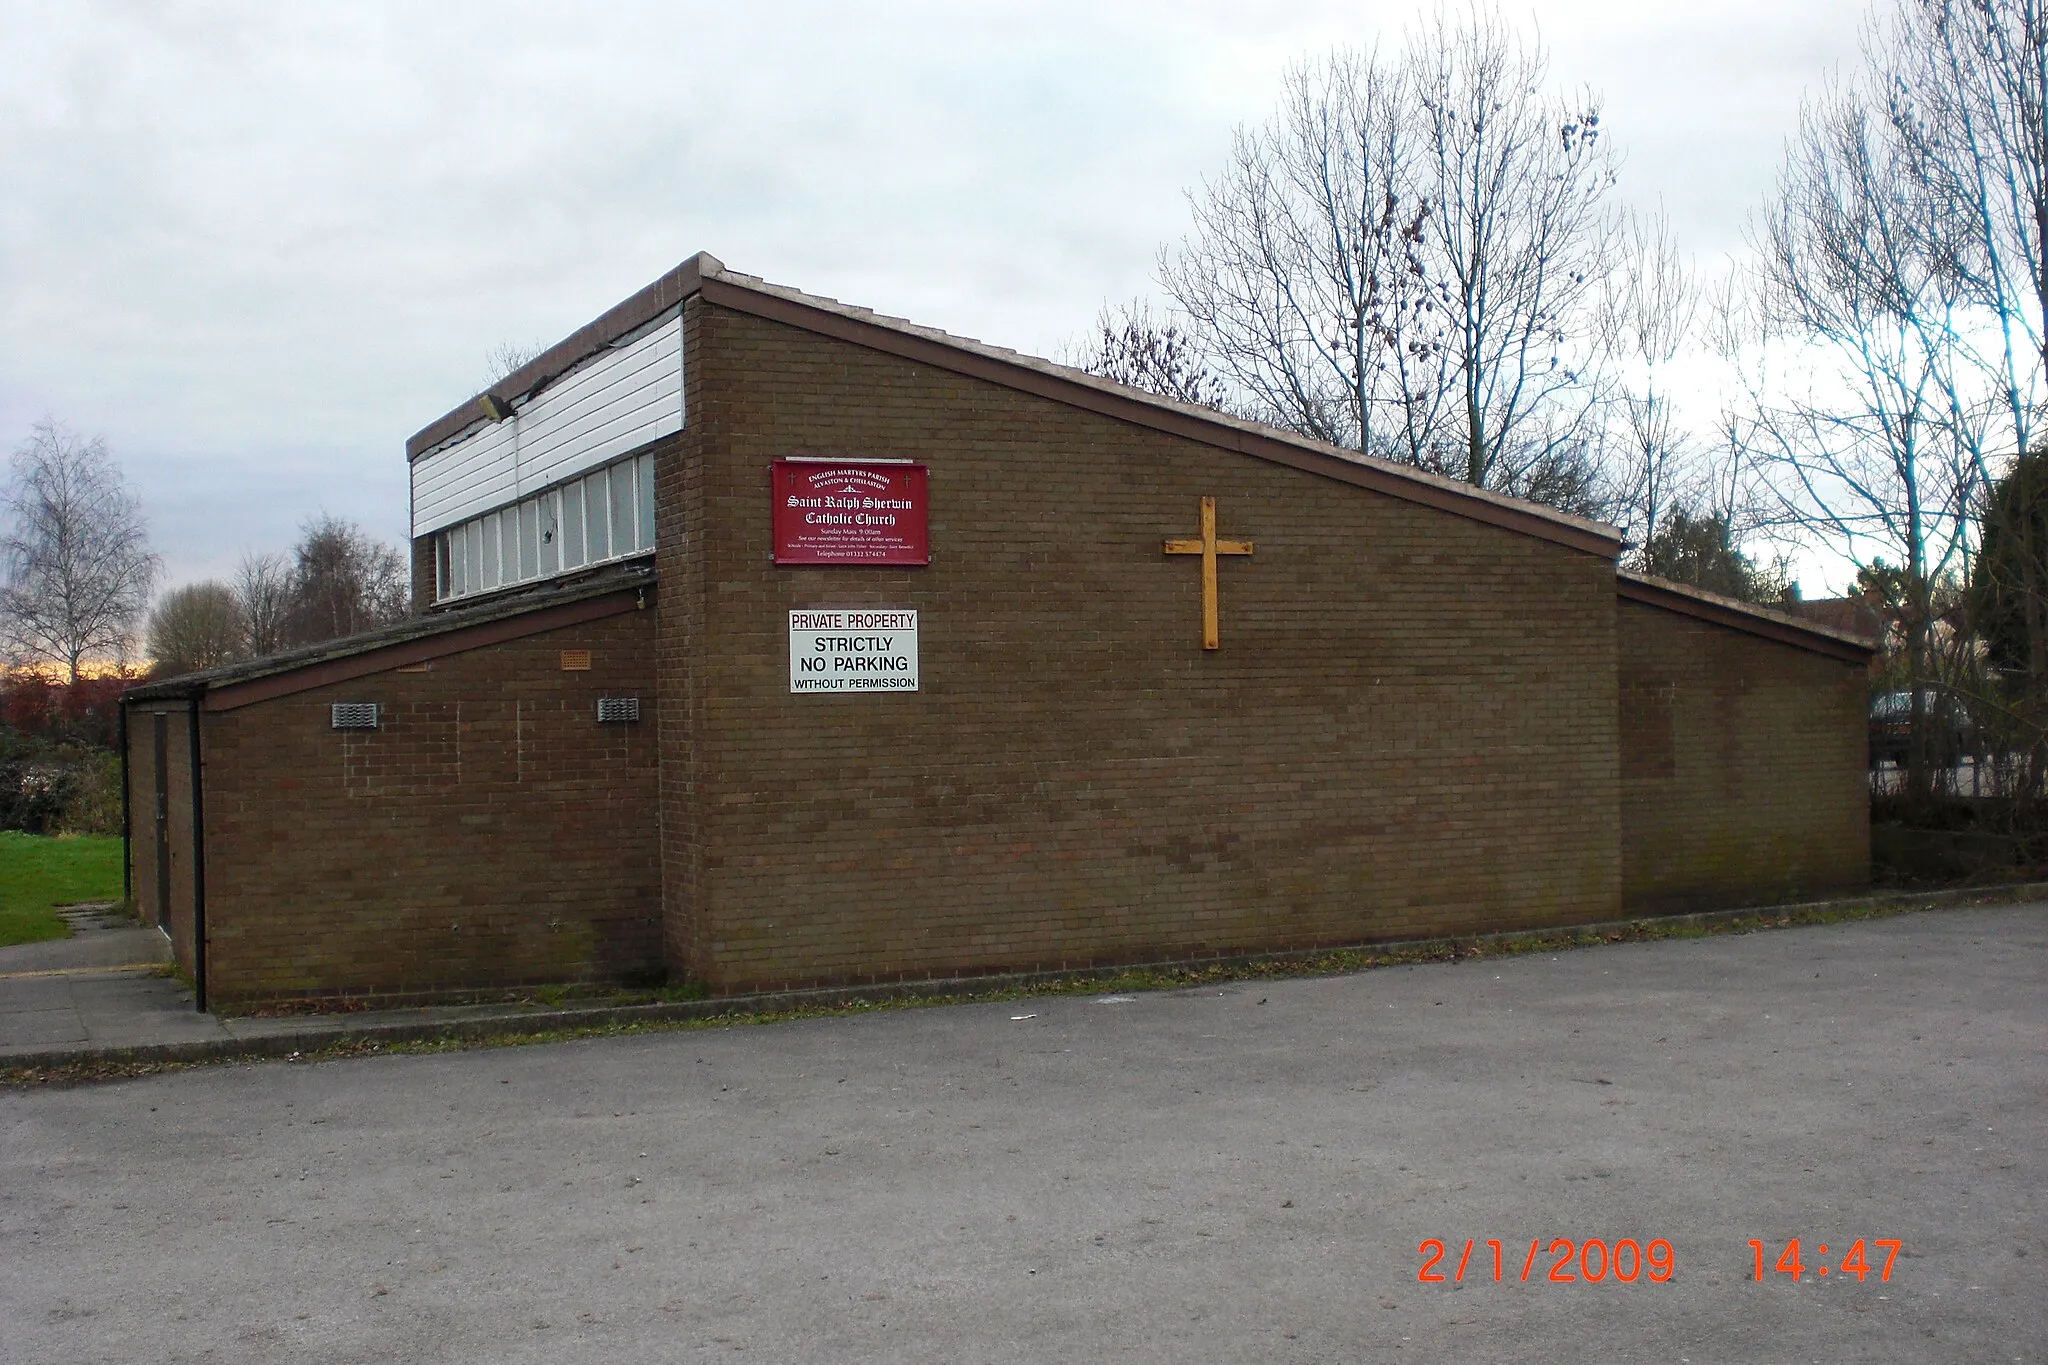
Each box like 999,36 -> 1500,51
1416,1236 -> 1906,1285
1417,1237 -> 1676,1284
1748,1238 -> 1901,1282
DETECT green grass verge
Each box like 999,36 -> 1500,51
0,832 -> 124,947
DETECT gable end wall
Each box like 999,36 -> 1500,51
671,303 -> 1626,992
1619,597 -> 1869,912
192,604 -> 660,1007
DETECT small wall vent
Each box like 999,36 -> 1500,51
596,697 -> 640,724
331,702 -> 380,730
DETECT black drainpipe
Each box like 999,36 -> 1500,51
118,701 -> 131,906
188,699 -> 208,1013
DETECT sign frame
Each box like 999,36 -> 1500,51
789,609 -> 920,693
771,458 -> 931,566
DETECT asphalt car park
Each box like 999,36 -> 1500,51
2,903 -> 2041,1363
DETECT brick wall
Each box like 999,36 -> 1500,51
124,700 -> 197,969
657,305 -> 710,980
1619,597 -> 1869,912
410,534 -> 438,613
190,599 -> 659,1007
665,303 -> 1626,992
129,291 -> 1875,1009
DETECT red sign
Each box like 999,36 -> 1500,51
772,459 -> 930,565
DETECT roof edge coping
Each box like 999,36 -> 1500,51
405,253 -> 721,461
1617,570 -> 1877,663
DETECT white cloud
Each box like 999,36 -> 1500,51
0,0 -> 1865,589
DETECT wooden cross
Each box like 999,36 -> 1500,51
1163,496 -> 1254,650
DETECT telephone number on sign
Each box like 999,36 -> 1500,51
1417,1238 -> 1677,1284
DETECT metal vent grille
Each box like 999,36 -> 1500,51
596,697 -> 640,724
331,702 -> 379,730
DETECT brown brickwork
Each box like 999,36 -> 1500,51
1619,596 -> 1869,912
134,595 -> 660,1008
664,302 -> 1626,993
657,304 -> 709,981
126,260 -> 1875,1009
125,700 -> 197,968
410,534 -> 438,613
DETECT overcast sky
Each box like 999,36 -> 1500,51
0,0 -> 1872,595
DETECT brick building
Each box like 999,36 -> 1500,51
122,254 -> 1875,1010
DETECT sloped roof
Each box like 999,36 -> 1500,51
1617,570 -> 1877,664
124,564 -> 652,711
408,253 -> 1624,559
1787,595 -> 1888,641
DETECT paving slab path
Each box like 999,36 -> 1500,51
0,908 -> 215,1056
0,909 -> 583,1065
1,902 -> 2042,1363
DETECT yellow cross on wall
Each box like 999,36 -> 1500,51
1163,496 -> 1254,650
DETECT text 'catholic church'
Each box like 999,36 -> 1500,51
122,255 -> 1874,1010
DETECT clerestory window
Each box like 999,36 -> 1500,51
436,450 -> 656,603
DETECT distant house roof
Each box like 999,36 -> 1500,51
1787,596 -> 1888,642
407,253 -> 1624,561
1618,571 -> 1877,665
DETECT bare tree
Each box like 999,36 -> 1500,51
0,420 -> 158,683
1724,0 -> 2048,807
1732,76 -> 1986,800
233,550 -> 293,656
282,514 -> 408,648
1702,267 -> 1785,540
1074,301 -> 1231,409
1885,0 -> 2048,702
147,582 -> 246,675
1160,48 -> 1440,456
1157,8 -> 1621,513
1601,209 -> 1706,559
1407,5 -> 1620,498
483,339 -> 546,389
1888,0 -> 2047,390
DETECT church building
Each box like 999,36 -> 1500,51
121,254 -> 1874,1010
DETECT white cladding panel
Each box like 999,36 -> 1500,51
412,420 -> 518,532
411,312 -> 683,534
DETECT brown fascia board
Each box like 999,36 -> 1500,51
405,254 -> 719,461
695,272 -> 1626,560
1617,571 -> 1877,665
182,587 -> 646,713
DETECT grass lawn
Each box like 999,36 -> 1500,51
0,832 -> 125,948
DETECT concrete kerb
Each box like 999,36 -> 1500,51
5,880 -> 2044,1080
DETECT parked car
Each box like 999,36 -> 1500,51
1868,689 -> 1973,767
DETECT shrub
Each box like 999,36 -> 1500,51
57,750 -> 123,835
0,740 -> 76,833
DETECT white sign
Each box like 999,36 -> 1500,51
789,610 -> 919,692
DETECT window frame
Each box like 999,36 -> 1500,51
433,451 -> 659,605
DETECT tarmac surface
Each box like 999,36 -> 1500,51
1,902 -> 2042,1363
0,910 -> 600,1063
